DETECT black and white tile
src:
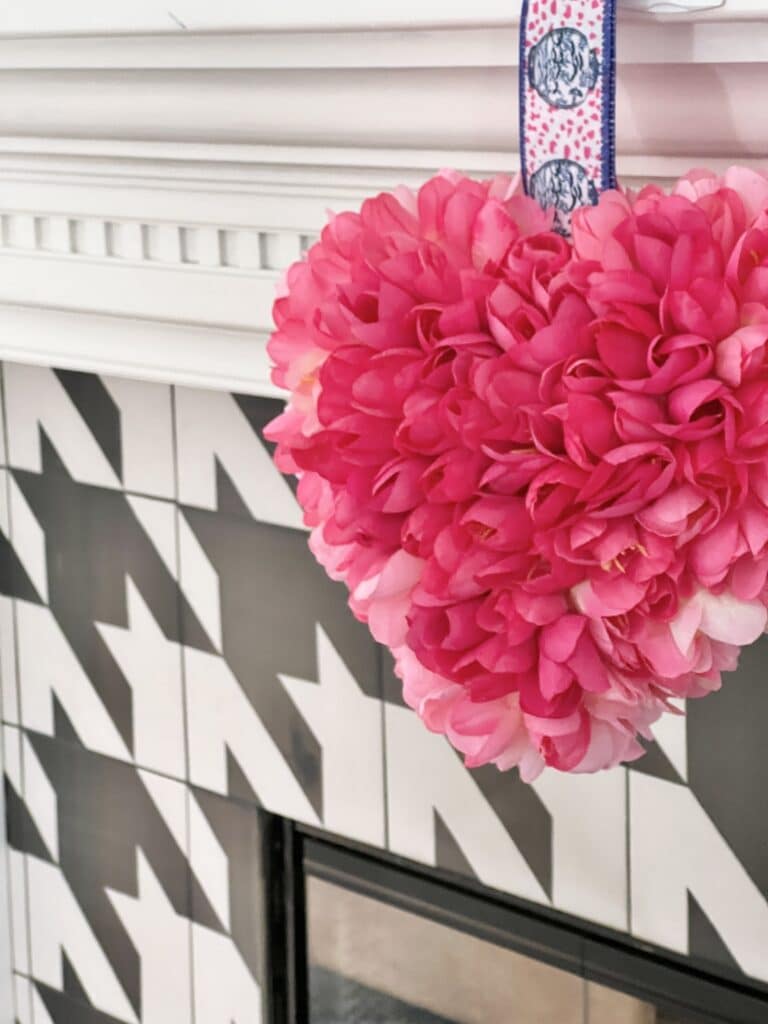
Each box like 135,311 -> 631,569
174,387 -> 386,846
0,367 -> 266,1023
188,787 -> 265,1023
0,361 -> 766,1024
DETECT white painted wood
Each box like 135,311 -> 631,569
71,217 -> 107,257
0,251 -> 276,331
2,63 -> 767,157
3,0 -> 526,35
0,10 -> 764,397
0,306 -> 277,396
0,137 -> 752,187
36,215 -> 71,253
0,0 -> 763,35
107,221 -> 144,260
0,136 -> 762,392
1,21 -> 766,69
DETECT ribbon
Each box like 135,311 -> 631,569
519,0 -> 617,234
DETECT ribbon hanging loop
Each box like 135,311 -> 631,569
520,0 -> 617,233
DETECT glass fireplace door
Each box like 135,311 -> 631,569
295,833 -> 746,1024
306,876 -> 698,1024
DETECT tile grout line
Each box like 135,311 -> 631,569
0,362 -> 35,1023
170,382 -> 198,1024
169,384 -> 191,786
0,718 -> 263,812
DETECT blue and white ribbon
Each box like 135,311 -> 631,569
519,0 -> 617,233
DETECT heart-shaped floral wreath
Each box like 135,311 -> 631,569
265,0 -> 768,780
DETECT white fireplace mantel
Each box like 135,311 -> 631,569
0,2 -> 766,395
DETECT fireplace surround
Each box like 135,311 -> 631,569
0,5 -> 767,1022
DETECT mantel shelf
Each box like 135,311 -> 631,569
0,10 -> 766,393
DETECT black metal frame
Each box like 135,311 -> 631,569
265,817 -> 768,1024
264,816 -> 310,1024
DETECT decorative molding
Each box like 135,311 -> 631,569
1,20 -> 767,69
0,138 -> 764,393
0,0 -> 763,36
1,138 -> 744,184
0,14 -> 766,393
0,305 -> 277,396
3,66 -> 768,157
0,211 -> 315,270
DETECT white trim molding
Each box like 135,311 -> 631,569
0,0 -> 765,35
0,7 -> 766,394
0,305 -> 277,396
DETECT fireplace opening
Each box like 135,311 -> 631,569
263,820 -> 768,1024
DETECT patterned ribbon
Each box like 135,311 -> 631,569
519,0 -> 617,234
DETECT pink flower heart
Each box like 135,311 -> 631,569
267,167 -> 768,780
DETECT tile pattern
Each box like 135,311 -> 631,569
0,363 -> 766,1024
